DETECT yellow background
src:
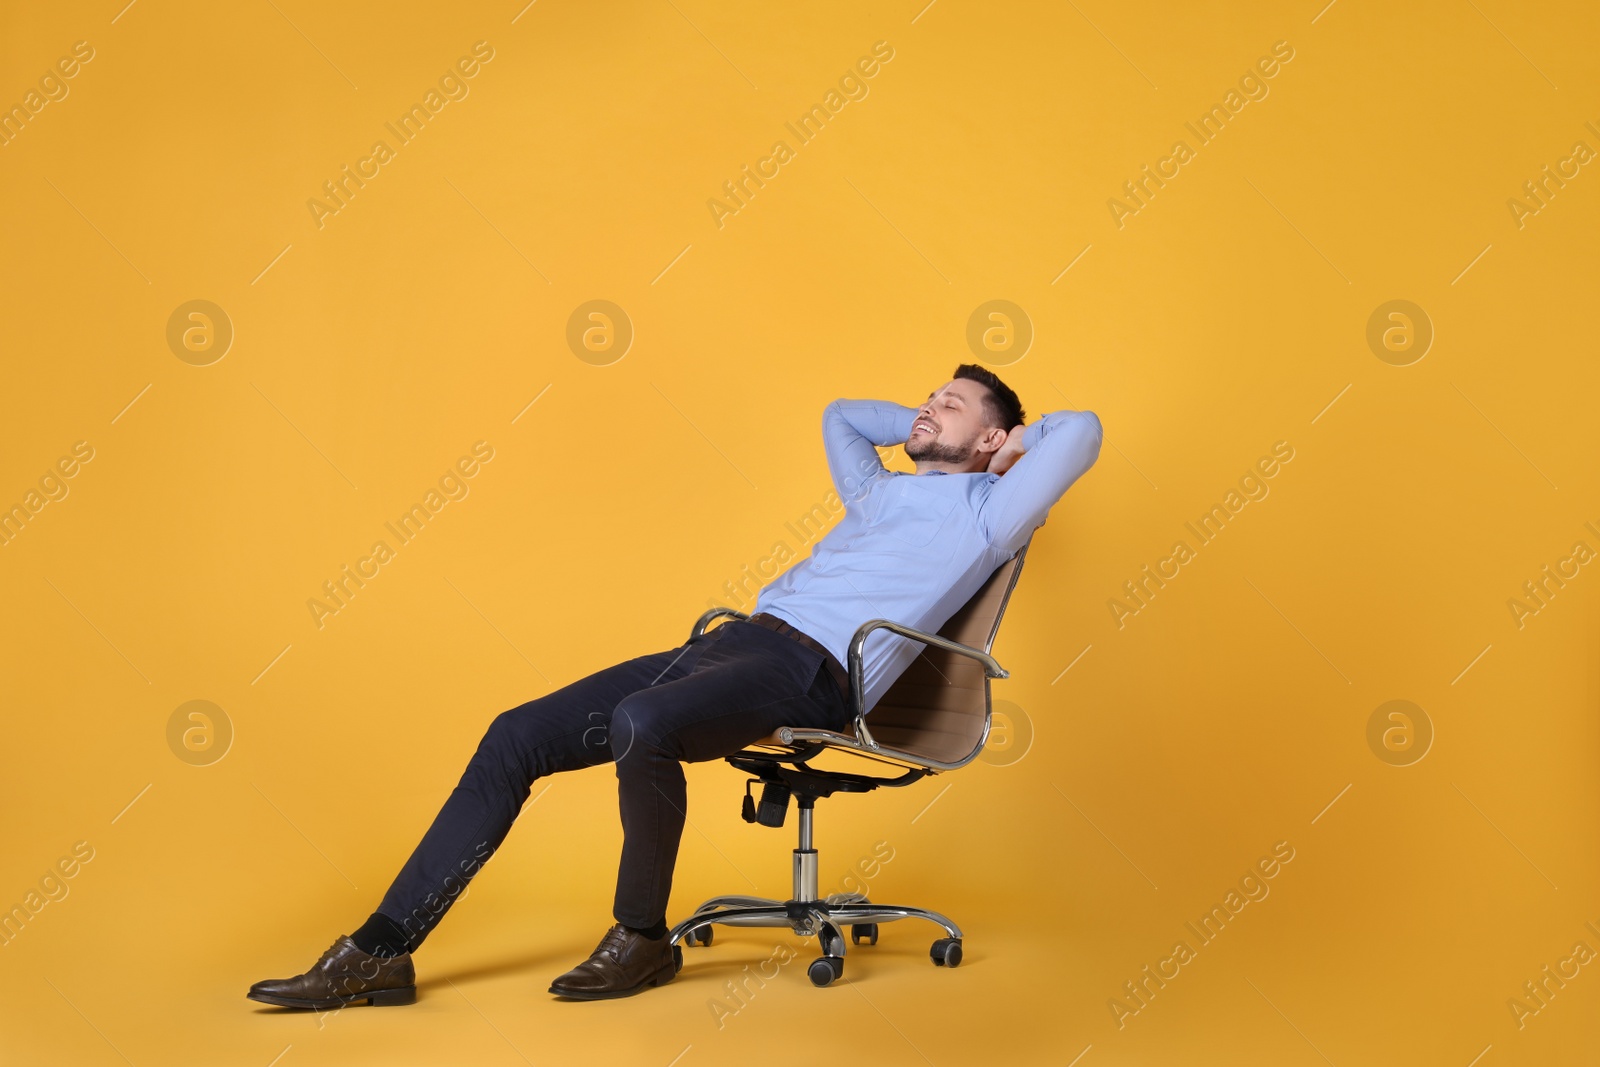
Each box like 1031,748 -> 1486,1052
3,0 -> 1598,1064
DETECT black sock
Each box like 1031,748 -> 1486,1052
351,912 -> 413,957
624,919 -> 668,940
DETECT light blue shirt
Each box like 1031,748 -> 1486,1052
753,399 -> 1104,713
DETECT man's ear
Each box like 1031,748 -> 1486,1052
978,426 -> 1007,454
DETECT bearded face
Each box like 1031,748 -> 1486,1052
905,424 -> 983,464
907,379 -> 998,468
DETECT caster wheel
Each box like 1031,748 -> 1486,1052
850,923 -> 879,945
819,926 -> 846,958
930,938 -> 963,967
808,956 -> 845,987
685,924 -> 715,947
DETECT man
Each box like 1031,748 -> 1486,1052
246,363 -> 1102,1007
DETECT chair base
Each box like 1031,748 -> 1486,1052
670,892 -> 962,943
674,750 -> 969,984
669,890 -> 965,987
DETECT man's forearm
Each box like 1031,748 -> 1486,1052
980,408 -> 1103,552
823,399 -> 918,501
829,399 -> 919,446
1018,409 -> 1092,454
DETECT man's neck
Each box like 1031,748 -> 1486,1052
911,460 -> 979,476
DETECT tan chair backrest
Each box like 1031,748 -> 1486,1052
860,539 -> 1031,766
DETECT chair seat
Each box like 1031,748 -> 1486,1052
740,722 -> 954,773
745,670 -> 994,766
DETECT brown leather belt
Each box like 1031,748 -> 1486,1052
743,612 -> 852,707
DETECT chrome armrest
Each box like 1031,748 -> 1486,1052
845,619 -> 1009,751
691,606 -> 748,640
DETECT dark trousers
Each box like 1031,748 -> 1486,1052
373,619 -> 852,945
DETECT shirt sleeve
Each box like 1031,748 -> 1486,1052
978,410 -> 1104,554
823,399 -> 919,503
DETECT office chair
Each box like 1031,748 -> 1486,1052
667,538 -> 1032,987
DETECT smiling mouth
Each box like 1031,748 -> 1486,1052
912,420 -> 937,436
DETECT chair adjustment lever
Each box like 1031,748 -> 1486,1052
739,779 -> 791,826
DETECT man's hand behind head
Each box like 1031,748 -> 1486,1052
986,424 -> 1027,476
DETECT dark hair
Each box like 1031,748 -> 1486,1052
953,363 -> 1025,431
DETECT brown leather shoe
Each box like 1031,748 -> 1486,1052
247,935 -> 416,1009
548,923 -> 680,1000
